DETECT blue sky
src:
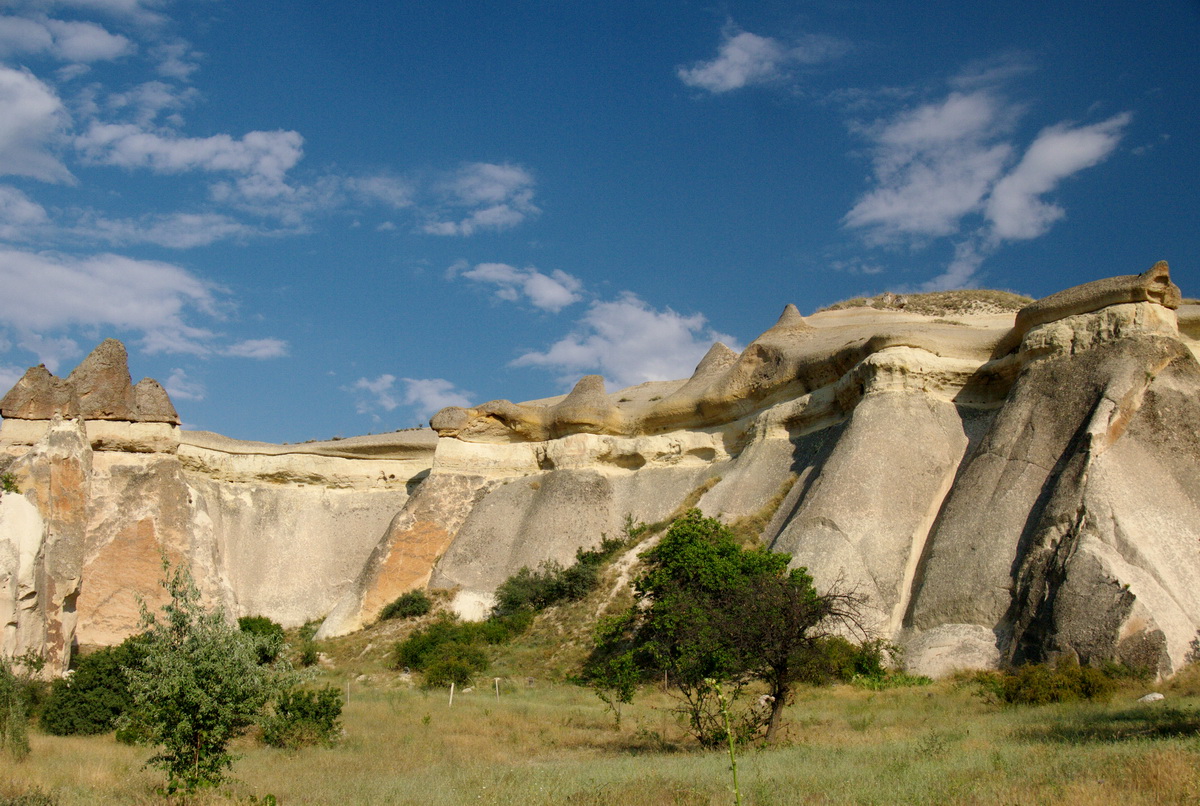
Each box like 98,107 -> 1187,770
0,1 -> 1196,443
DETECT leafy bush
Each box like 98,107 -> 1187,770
492,536 -> 627,618
0,472 -> 19,495
238,616 -> 286,665
0,658 -> 30,760
379,590 -> 433,621
999,658 -> 1117,705
422,643 -> 490,688
260,685 -> 343,749
41,635 -> 149,736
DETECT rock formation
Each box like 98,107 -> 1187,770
4,261 -> 1200,680
1,342 -> 434,673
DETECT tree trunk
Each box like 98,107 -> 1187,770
765,681 -> 788,743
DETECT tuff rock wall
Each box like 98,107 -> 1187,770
3,263 -> 1200,680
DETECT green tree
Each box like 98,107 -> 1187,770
121,562 -> 285,793
583,509 -> 865,745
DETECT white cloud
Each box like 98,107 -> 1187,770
458,262 -> 583,312
512,293 -> 741,389
921,238 -> 988,292
150,39 -> 199,79
73,211 -> 259,248
222,338 -> 288,359
843,91 -> 1014,241
0,247 -> 219,358
0,65 -> 73,183
423,162 -> 539,236
345,174 -> 412,209
0,364 -> 25,392
27,0 -> 169,28
75,122 -> 305,200
844,80 -> 1131,289
350,374 -> 473,424
0,15 -> 133,62
105,80 -> 198,126
13,332 -> 79,371
0,184 -> 51,239
985,113 -> 1130,240
678,27 -> 848,93
164,366 -> 203,400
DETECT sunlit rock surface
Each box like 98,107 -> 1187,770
4,261 -> 1200,680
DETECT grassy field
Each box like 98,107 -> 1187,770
4,662 -> 1200,805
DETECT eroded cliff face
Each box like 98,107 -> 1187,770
0,341 -> 434,667
4,262 -> 1200,679
321,262 -> 1200,679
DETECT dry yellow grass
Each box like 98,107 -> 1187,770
819,288 -> 1033,316
5,673 -> 1200,805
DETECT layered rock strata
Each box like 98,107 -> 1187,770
1,343 -> 434,668
4,261 -> 1200,682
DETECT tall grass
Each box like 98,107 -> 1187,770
3,676 -> 1198,805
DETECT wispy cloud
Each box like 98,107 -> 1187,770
985,114 -> 1130,240
76,122 -> 306,199
678,24 -> 848,94
350,374 -> 473,424
843,91 -> 1016,242
512,293 -> 741,389
423,162 -> 539,236
449,261 -> 583,313
221,338 -> 289,359
71,211 -> 262,248
0,247 -> 288,362
0,14 -> 134,62
843,67 -> 1130,289
164,366 -> 204,401
0,185 -> 52,239
0,64 -> 73,183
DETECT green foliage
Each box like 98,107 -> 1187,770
996,658 -> 1118,705
422,643 -> 490,689
120,561 -> 290,794
492,535 -> 627,619
379,589 -> 433,621
40,635 -> 149,736
582,509 -> 866,746
260,685 -> 344,749
392,616 -> 500,687
392,537 -> 630,688
0,658 -> 30,760
0,472 -> 19,495
238,616 -> 286,665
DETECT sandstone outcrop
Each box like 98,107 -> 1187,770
1,347 -> 434,666
3,261 -> 1200,682
325,261 -> 1200,681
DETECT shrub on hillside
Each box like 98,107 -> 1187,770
41,635 -> 149,736
379,590 -> 432,621
422,643 -> 490,688
238,616 -> 286,665
260,685 -> 343,749
492,536 -> 626,618
999,658 -> 1117,705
